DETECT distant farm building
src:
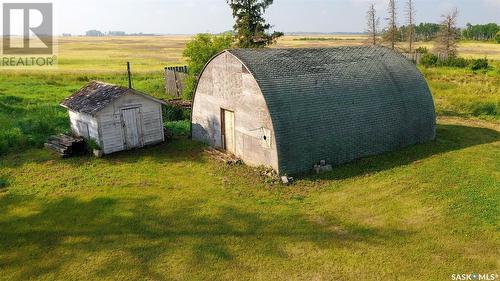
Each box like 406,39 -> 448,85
61,81 -> 166,155
192,47 -> 436,175
165,66 -> 188,97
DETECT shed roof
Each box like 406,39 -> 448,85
225,46 -> 436,174
61,81 -> 166,115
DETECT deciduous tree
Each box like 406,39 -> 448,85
406,0 -> 415,52
366,3 -> 380,45
436,8 -> 460,58
384,0 -> 398,49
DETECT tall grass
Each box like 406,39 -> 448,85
0,71 -> 166,155
421,62 -> 500,120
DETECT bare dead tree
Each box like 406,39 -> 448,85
366,3 -> 380,45
436,8 -> 459,58
385,0 -> 398,49
406,0 -> 415,53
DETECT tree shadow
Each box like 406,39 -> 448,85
301,124 -> 500,181
0,138 -> 207,169
0,194 -> 413,280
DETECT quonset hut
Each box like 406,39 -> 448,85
191,47 -> 436,175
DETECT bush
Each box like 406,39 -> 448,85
0,177 -> 9,189
182,33 -> 234,99
420,54 -> 479,69
165,120 -> 191,136
470,102 -> 498,117
85,139 -> 101,151
440,56 -> 469,68
470,58 -> 489,71
420,53 -> 438,67
496,31 -> 500,44
163,105 -> 191,122
415,47 -> 429,54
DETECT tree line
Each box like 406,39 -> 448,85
462,23 -> 499,41
85,30 -> 156,37
391,22 -> 498,43
366,0 -> 499,58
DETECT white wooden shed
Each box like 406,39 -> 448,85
61,81 -> 167,155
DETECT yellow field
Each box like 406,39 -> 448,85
50,35 -> 500,73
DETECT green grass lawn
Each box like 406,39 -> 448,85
0,121 -> 499,280
0,36 -> 499,280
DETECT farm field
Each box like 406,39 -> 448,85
0,35 -> 499,280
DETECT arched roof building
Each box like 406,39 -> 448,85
192,46 -> 436,175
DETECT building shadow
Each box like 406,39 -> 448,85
0,194 -> 412,280
301,124 -> 499,181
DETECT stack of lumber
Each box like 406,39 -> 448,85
45,134 -> 85,157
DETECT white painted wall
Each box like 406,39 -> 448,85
68,93 -> 164,155
69,110 -> 99,142
192,51 -> 279,171
96,93 -> 164,154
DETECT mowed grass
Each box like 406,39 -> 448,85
0,35 -> 499,280
0,120 -> 499,280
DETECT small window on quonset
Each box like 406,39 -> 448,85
261,128 -> 272,148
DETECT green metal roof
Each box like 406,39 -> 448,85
228,46 -> 436,175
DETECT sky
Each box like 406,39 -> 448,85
1,0 -> 500,35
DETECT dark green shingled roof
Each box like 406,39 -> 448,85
228,46 -> 436,175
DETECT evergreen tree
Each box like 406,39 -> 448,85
227,0 -> 283,48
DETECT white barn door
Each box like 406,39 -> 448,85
222,109 -> 235,154
121,108 -> 142,149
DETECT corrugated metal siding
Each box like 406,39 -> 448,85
228,47 -> 436,175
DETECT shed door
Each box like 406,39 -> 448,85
122,108 -> 142,149
221,109 -> 235,154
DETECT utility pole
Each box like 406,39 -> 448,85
127,62 -> 132,89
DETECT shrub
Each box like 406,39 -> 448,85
163,105 -> 191,122
165,120 -> 191,136
182,33 -> 234,99
415,47 -> 429,54
85,139 -> 101,151
421,54 -> 471,69
470,58 -> 489,71
440,56 -> 469,68
496,31 -> 500,44
470,102 -> 498,117
0,177 -> 9,189
420,53 -> 438,67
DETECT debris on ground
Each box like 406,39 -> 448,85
281,176 -> 293,185
205,148 -> 243,165
314,160 -> 333,174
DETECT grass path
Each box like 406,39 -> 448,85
0,118 -> 498,280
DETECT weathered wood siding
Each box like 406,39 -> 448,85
96,93 -> 164,154
69,110 -> 100,141
192,52 -> 279,171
